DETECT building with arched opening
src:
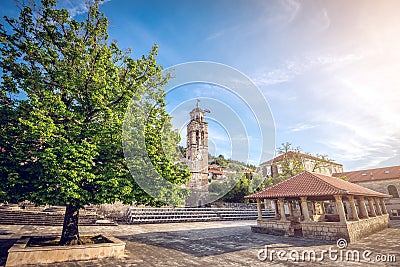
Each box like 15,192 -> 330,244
333,165 -> 400,219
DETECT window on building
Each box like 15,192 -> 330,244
305,162 -> 309,169
390,209 -> 399,217
387,185 -> 399,198
196,130 -> 199,145
262,166 -> 270,176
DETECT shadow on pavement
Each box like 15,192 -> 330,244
0,238 -> 19,267
117,225 -> 333,257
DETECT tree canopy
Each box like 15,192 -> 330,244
0,0 -> 190,244
275,142 -> 305,180
260,142 -> 341,187
208,172 -> 261,203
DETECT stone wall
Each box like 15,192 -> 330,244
254,215 -> 390,243
346,214 -> 389,243
301,221 -> 349,241
6,234 -> 125,266
253,219 -> 292,236
302,215 -> 390,243
356,179 -> 400,196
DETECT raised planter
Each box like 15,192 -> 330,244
6,234 -> 125,266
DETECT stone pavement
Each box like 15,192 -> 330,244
1,220 -> 399,266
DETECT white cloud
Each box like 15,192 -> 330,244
254,0 -> 301,30
308,53 -> 400,169
205,31 -> 224,41
320,134 -> 399,170
58,0 -> 111,17
288,123 -> 316,132
252,53 -> 363,87
279,0 -> 301,24
318,8 -> 331,31
254,45 -> 398,170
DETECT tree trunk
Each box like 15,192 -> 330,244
60,204 -> 82,245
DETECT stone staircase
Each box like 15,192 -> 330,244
126,207 -> 275,224
0,209 -> 106,226
0,205 -> 275,225
215,209 -> 275,221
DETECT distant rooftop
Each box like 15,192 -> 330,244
260,151 -> 342,166
333,165 -> 400,183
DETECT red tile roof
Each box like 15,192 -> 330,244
261,151 -> 342,166
333,165 -> 400,183
208,165 -> 224,175
209,169 -> 223,175
245,171 -> 390,199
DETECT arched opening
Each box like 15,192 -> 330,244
388,185 -> 399,198
196,130 -> 199,145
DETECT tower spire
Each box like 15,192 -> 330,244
196,99 -> 200,109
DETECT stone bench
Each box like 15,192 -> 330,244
324,214 -> 340,222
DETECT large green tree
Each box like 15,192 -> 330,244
259,142 -> 305,186
0,0 -> 190,245
208,172 -> 261,203
276,142 -> 305,179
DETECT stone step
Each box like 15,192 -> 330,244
125,207 -> 276,224
0,210 -> 109,226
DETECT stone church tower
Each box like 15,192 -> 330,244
186,100 -> 209,206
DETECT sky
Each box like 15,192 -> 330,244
1,0 -> 399,171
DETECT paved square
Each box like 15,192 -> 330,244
1,220 -> 399,266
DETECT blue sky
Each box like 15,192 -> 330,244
1,0 -> 400,171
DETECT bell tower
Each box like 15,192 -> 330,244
186,100 -> 209,206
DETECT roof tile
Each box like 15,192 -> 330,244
245,171 -> 390,199
333,165 -> 400,183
